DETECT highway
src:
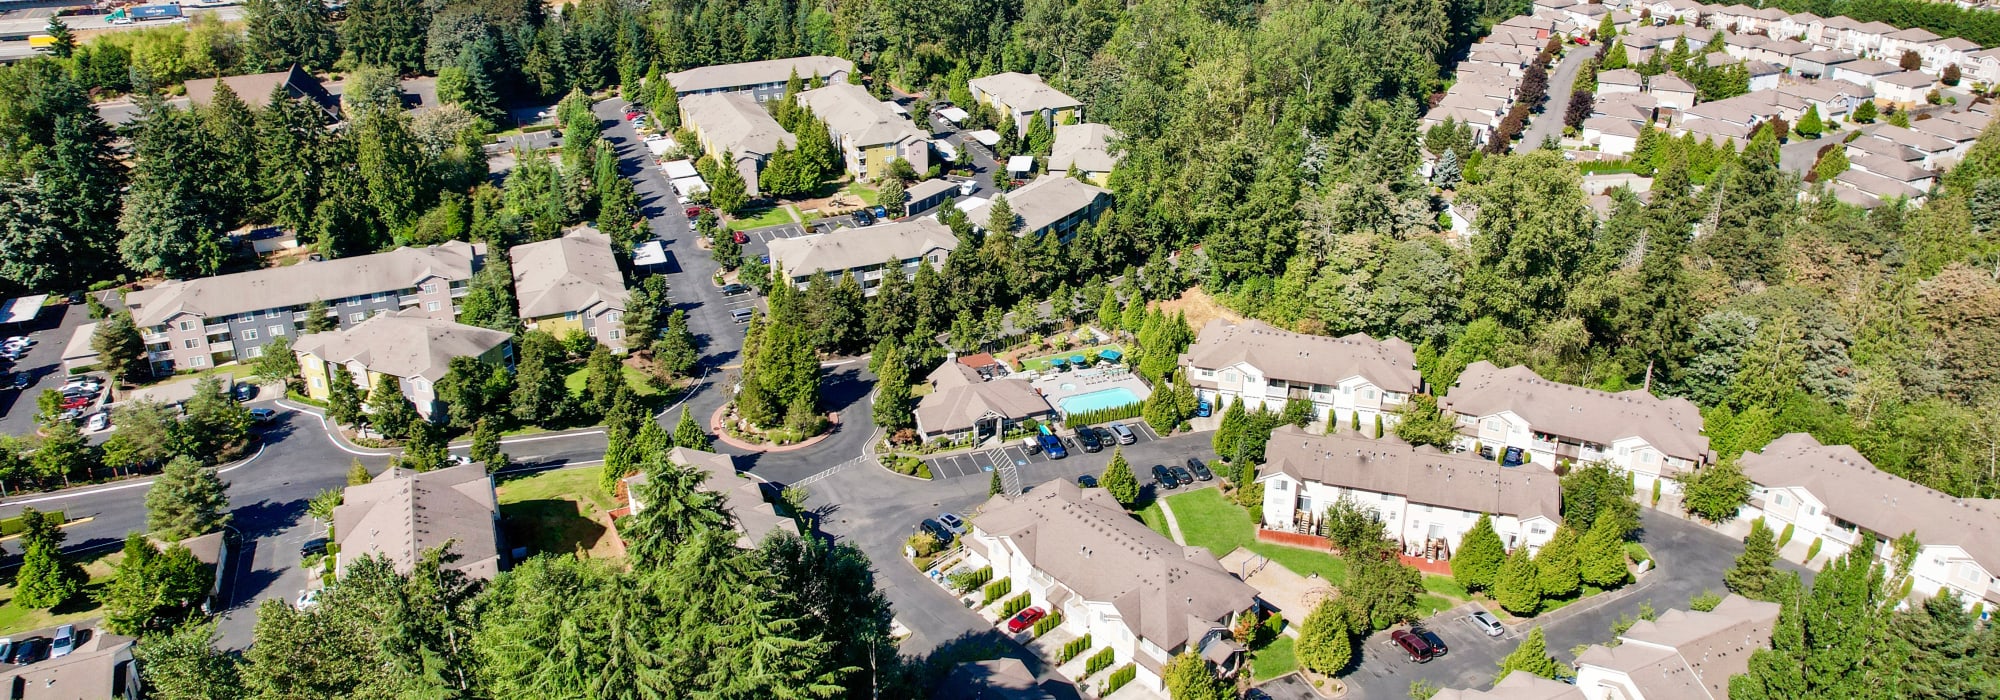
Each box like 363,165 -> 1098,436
0,5 -> 244,61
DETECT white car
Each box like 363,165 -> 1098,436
2,336 -> 32,350
295,588 -> 321,610
85,412 -> 109,432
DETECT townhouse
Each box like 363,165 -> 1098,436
1571,595 -> 1782,700
1874,70 -> 1936,109
1258,427 -> 1563,559
1868,123 -> 1964,167
767,216 -> 958,294
294,308 -> 514,421
1778,11 -> 1827,44
1739,433 -> 2000,610
126,241 -> 479,375
1832,58 -> 1900,89
1924,36 -> 1982,74
0,626 -> 142,700
1179,319 -> 1422,428
1793,49 -> 1854,78
1048,123 -> 1123,186
963,175 -> 1112,239
1582,116 -> 1645,155
679,91 -> 797,197
1439,362 -> 1711,490
966,481 -> 1261,692
624,447 -> 792,548
335,463 -> 504,579
1648,72 -> 1698,111
1963,47 -> 2000,85
1597,68 -> 1644,94
663,55 -> 852,102
510,228 -> 630,352
913,361 -> 1055,445
1881,26 -> 1944,63
967,72 -> 1084,136
794,82 -> 932,181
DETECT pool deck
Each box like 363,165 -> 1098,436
1030,366 -> 1153,417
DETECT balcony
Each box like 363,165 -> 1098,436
207,340 -> 234,354
203,323 -> 229,334
141,332 -> 167,344
147,350 -> 173,361
398,294 -> 420,305
451,287 -> 470,298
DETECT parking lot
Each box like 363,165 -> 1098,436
922,421 -> 1176,489
0,300 -> 95,438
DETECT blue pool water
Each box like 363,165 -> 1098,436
1059,387 -> 1143,415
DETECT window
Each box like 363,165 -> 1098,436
350,312 -> 365,323
241,329 -> 259,341
1363,390 -> 1375,400
1221,371 -> 1239,383
421,282 -> 437,294
609,311 -> 622,323
413,379 -> 429,393
189,356 -> 206,367
1272,480 -> 1288,492
566,311 -> 579,320
269,325 -> 285,336
311,376 -> 324,389
1380,492 -> 1392,501
345,298 -> 361,306
178,321 -> 193,332
610,329 -> 623,340
426,302 -> 440,311
182,338 -> 200,349
246,345 -> 263,358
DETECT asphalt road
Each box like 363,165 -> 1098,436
1515,48 -> 1595,153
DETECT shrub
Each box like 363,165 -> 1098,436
883,454 -> 934,479
1804,537 -> 1823,562
1777,522 -> 1795,548
982,578 -> 1013,606
1085,647 -> 1116,676
1624,542 -> 1652,566
948,566 -> 992,593
1065,402 -> 1144,427
1059,635 -> 1093,664
1650,478 -> 1661,506
1103,664 -> 1137,694
1002,591 -> 1033,617
1032,609 -> 1065,637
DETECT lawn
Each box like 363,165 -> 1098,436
844,181 -> 880,205
496,468 -> 622,559
1251,635 -> 1299,681
1165,488 -> 1347,583
563,364 -> 660,398
1017,344 -> 1126,372
725,204 -> 799,231
1418,575 -> 1470,618
0,549 -> 119,636
1136,501 -> 1172,539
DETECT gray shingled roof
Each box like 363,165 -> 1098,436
795,83 -> 928,148
293,308 -> 511,383
127,241 -> 480,327
915,369 -> 1054,436
682,92 -> 797,159
1740,433 -> 2000,572
334,464 -> 502,580
962,176 -> 1109,235
968,72 -> 1083,113
0,629 -> 138,700
1432,674 -> 1585,700
769,216 -> 957,278
971,481 -> 1259,654
1048,123 -> 1122,173
1181,318 -> 1422,394
508,227 -> 628,320
1571,595 -> 1780,700
665,56 -> 852,94
1260,426 -> 1562,522
1441,362 -> 1709,462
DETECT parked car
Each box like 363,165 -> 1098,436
1152,464 -> 1180,489
249,408 -> 278,423
1186,457 -> 1213,481
85,412 -> 109,432
685,206 -> 705,219
3,336 -> 35,350
10,637 -> 48,665
61,376 -> 100,390
731,308 -> 755,324
732,230 -> 749,244
60,385 -> 98,400
720,283 -> 750,296
1170,463 -> 1195,485
1108,423 -> 1136,444
295,588 -> 321,610
1005,607 -> 1047,634
0,638 -> 12,662
50,625 -> 73,659
1076,474 -> 1098,488
1390,629 -> 1438,662
920,519 -> 954,543
1414,627 -> 1447,656
58,408 -> 84,422
1467,610 -> 1505,637
1019,435 -> 1042,455
1501,446 -> 1525,468
868,206 -> 888,220
1075,427 -> 1103,453
955,179 -> 977,196
233,383 -> 258,402
300,538 -> 330,557
59,396 -> 90,411
850,209 -> 875,227
937,512 -> 967,536
623,110 -> 640,120
9,373 -> 29,390
1038,433 -> 1067,459
1196,399 -> 1211,417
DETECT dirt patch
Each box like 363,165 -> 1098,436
1155,287 -> 1244,328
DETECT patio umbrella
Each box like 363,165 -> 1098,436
1070,355 -> 1087,366
1098,349 -> 1123,362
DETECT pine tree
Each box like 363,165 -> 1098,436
145,456 -> 231,540
14,534 -> 78,610
871,344 -> 913,429
1794,105 -> 1824,139
989,470 -> 1002,496
1727,518 -> 1782,601
1495,627 -> 1564,682
1102,448 -> 1138,507
347,458 -> 370,485
365,373 -> 418,439
1453,514 -> 1507,592
1495,546 -> 1543,615
1536,526 -> 1582,599
1434,149 -> 1461,188
1212,398 -> 1246,457
1852,99 -> 1877,124
707,152 -> 749,214
1297,599 -> 1353,675
674,407 -> 710,450
92,312 -> 144,383
1579,509 -> 1631,588
328,366 -> 365,427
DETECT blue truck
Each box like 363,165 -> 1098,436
126,4 -> 184,21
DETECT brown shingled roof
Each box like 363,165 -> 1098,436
1180,319 -> 1421,394
1740,433 -> 2000,570
1260,426 -> 1562,522
1441,362 -> 1709,462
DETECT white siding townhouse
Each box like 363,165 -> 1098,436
1440,362 -> 1711,491
1258,427 -> 1563,559
966,481 -> 1261,693
1434,595 -> 1780,700
1738,433 -> 2000,610
1179,319 -> 1421,429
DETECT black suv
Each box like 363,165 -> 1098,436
1076,428 -> 1103,453
1152,464 -> 1180,490
851,209 -> 876,227
1186,457 -> 1214,481
1171,463 -> 1196,485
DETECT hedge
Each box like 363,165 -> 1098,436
883,454 -> 933,479
1084,647 -> 1116,676
1059,634 -> 1093,664
1031,609 -> 1064,638
1002,591 -> 1034,617
0,511 -> 63,537
948,566 -> 993,593
1777,522 -> 1796,548
1103,664 -> 1137,694
1065,401 -> 1144,427
982,578 -> 1013,606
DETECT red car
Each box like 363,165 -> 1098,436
1390,629 -> 1439,663
59,396 -> 91,411
685,206 -> 706,219
731,230 -> 749,244
623,110 -> 640,120
1005,607 -> 1046,634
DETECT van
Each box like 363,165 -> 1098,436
730,308 -> 754,324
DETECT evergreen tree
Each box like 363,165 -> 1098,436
510,332 -> 569,425
1535,525 -> 1582,599
328,366 -> 365,427
145,456 -> 231,540
469,418 -> 506,470
1794,105 -> 1824,139
119,105 -> 230,279
620,455 -> 730,570
1453,514 -> 1507,592
13,526 -> 79,609
364,373 -> 418,439
1579,509 -> 1631,588
707,152 -> 750,214
303,299 -> 336,332
1852,99 -> 1877,124
101,534 -> 210,634
582,345 -> 624,416
1163,652 -> 1231,700
132,619 -> 243,699
871,344 -> 913,429
1434,148 -> 1461,189
339,0 -> 427,72
1495,627 -> 1564,682
347,458 -> 370,485
243,0 -> 336,70
251,336 -> 300,387
674,407 -> 710,450
880,176 -> 907,217
1297,599 -> 1353,675
1495,546 -> 1543,615
92,312 -> 144,383
1102,448 -> 1139,507
1726,518 -> 1782,601
1213,398 -> 1246,457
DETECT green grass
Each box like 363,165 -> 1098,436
1165,489 -> 1347,583
0,549 -> 119,636
844,181 -> 881,205
1423,575 -> 1468,599
1252,635 -> 1299,681
563,364 -> 660,397
725,204 -> 799,231
1018,344 -> 1126,372
1625,542 -> 1653,565
1536,585 -> 1607,615
1136,502 -> 1172,539
496,468 -> 622,559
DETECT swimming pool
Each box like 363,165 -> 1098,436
1059,387 -> 1142,416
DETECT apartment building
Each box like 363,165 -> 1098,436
966,481 -> 1261,693
1048,123 -> 1122,186
1739,433 -> 2000,610
663,55 -> 852,102
767,216 -> 958,294
294,309 -> 513,421
962,175 -> 1112,240
126,241 -> 479,375
335,463 -> 504,580
1258,427 -> 1563,558
1440,362 -> 1711,490
680,92 -> 797,197
510,227 -> 630,352
1572,595 -> 1781,700
1179,319 -> 1422,428
967,72 -> 1083,136
794,82 -> 932,181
